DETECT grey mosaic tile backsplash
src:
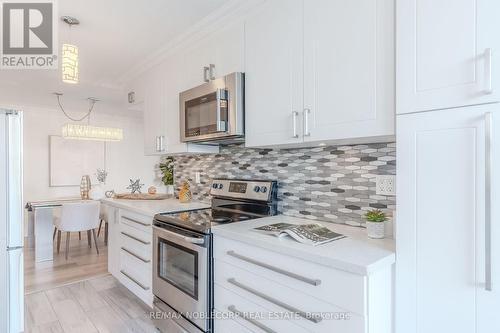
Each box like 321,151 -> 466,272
172,142 -> 396,227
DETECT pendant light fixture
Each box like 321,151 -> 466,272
55,93 -> 124,142
61,16 -> 79,84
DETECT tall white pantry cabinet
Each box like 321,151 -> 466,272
396,1 -> 500,333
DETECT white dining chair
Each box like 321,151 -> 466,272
54,201 -> 100,259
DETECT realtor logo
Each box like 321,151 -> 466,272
1,0 -> 58,69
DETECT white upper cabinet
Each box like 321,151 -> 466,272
211,21 -> 245,79
397,0 -> 500,114
182,21 -> 245,91
143,67 -> 166,156
303,0 -> 394,143
245,0 -> 394,148
244,0 -> 304,147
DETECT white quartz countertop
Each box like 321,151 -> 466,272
212,215 -> 395,275
101,198 -> 210,217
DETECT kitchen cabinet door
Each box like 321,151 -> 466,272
211,21 -> 245,79
143,66 -> 166,155
397,0 -> 500,114
396,104 -> 500,333
104,205 -> 119,277
244,0 -> 304,147
302,0 -> 394,144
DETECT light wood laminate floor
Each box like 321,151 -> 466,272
24,275 -> 157,333
25,230 -> 109,294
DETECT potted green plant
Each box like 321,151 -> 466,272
364,209 -> 387,239
159,157 -> 174,195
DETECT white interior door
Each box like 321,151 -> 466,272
244,0 -> 304,147
397,0 -> 500,114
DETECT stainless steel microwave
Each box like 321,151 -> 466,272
179,72 -> 244,144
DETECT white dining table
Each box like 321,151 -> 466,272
26,197 -> 92,262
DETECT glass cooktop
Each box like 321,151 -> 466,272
154,208 -> 256,234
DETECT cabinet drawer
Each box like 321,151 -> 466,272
215,259 -> 365,333
118,251 -> 153,307
215,284 -> 309,333
120,222 -> 152,261
120,210 -> 152,234
119,250 -> 151,287
214,235 -> 366,314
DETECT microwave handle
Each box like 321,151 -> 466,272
216,89 -> 228,132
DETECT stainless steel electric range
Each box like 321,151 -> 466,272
152,178 -> 278,333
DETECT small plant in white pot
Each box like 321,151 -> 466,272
364,209 -> 387,239
159,157 -> 175,195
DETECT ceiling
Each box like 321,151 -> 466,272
0,0 -> 229,114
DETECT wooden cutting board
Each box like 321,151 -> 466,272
113,193 -> 172,200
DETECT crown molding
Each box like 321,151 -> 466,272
113,0 -> 264,88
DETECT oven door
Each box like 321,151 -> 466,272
153,225 -> 210,332
181,89 -> 228,142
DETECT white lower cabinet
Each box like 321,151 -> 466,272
213,235 -> 392,333
396,104 -> 500,333
103,204 -> 119,277
106,206 -> 154,307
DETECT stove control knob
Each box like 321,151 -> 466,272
260,186 -> 268,193
212,183 -> 217,189
253,186 -> 260,193
218,183 -> 224,189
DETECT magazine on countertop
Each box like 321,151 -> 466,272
253,222 -> 346,246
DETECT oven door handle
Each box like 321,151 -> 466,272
153,225 -> 205,245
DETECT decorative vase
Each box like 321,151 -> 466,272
178,181 -> 192,203
366,221 -> 385,239
80,175 -> 91,200
89,183 -> 105,200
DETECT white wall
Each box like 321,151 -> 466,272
21,106 -> 160,203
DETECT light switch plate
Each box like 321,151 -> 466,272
376,175 -> 396,196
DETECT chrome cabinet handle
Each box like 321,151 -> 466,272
292,111 -> 299,138
485,112 -> 493,291
303,108 -> 311,136
203,66 -> 210,82
485,48 -> 493,94
121,247 -> 150,263
227,250 -> 321,286
209,64 -> 216,80
227,278 -> 322,323
228,305 -> 277,333
158,135 -> 165,152
121,231 -> 150,245
155,136 -> 160,152
122,215 -> 150,226
120,270 -> 149,290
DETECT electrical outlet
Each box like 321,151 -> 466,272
376,175 -> 396,196
195,172 -> 201,184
